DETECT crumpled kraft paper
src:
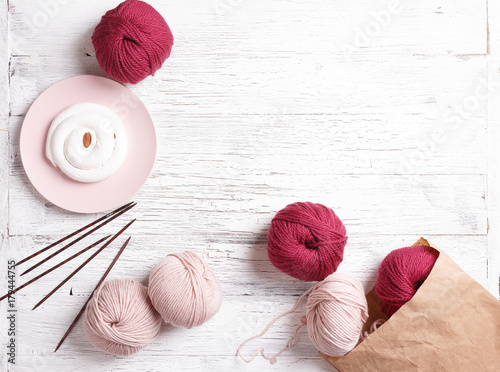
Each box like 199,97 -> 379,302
321,238 -> 500,372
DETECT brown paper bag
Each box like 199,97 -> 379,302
321,238 -> 500,371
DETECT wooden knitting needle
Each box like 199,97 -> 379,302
16,202 -> 133,267
54,236 -> 132,353
0,235 -> 111,302
33,219 -> 135,311
20,203 -> 136,277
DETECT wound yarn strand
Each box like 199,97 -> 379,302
148,251 -> 222,329
267,202 -> 348,282
92,0 -> 174,84
376,245 -> 439,318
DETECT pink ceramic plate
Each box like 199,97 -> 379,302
20,75 -> 157,214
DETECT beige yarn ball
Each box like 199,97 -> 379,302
84,278 -> 162,356
305,273 -> 368,356
148,251 -> 222,328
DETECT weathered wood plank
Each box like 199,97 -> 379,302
487,0 -> 500,297
8,173 -> 487,237
8,0 -> 486,57
9,53 -> 491,117
0,0 -> 7,129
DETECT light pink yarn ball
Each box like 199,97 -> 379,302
148,251 -> 222,328
306,273 -> 368,356
84,278 -> 162,356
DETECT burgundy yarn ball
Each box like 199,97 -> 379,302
92,0 -> 174,84
376,245 -> 439,318
267,202 -> 348,282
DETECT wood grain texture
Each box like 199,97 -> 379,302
0,0 -> 7,127
1,0 -> 497,371
487,0 -> 500,301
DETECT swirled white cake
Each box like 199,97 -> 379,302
46,103 -> 127,183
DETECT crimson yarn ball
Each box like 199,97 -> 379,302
267,202 -> 348,282
376,245 -> 439,318
92,0 -> 174,84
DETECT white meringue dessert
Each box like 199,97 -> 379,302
46,103 -> 127,183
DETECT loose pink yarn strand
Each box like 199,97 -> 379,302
360,318 -> 385,341
237,287 -> 314,364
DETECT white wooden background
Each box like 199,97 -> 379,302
1,0 -> 499,371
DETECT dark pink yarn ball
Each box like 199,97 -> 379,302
376,245 -> 439,318
92,0 -> 174,84
267,202 -> 348,282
